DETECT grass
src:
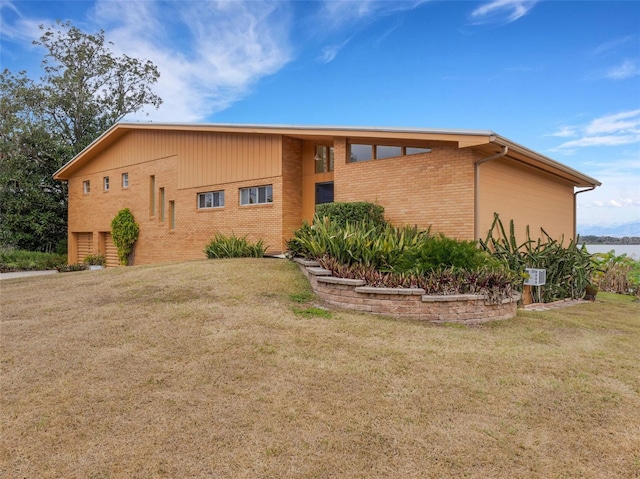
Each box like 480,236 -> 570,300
1,258 -> 639,478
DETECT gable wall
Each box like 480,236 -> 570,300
478,158 -> 575,242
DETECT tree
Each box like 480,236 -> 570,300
0,21 -> 162,251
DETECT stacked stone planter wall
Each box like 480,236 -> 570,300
295,259 -> 520,324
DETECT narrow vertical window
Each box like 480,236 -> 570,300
83,180 -> 90,194
122,172 -> 129,188
159,187 -> 165,222
103,176 -> 110,191
150,175 -> 155,216
169,201 -> 175,229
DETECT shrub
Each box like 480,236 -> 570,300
111,208 -> 140,266
83,253 -> 106,266
205,233 -> 266,258
317,256 -> 517,304
315,202 -> 385,228
57,263 -> 88,273
592,251 -> 640,296
286,216 -> 428,269
392,234 -> 496,274
480,214 -> 594,302
0,248 -> 67,272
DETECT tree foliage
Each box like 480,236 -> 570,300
0,21 -> 161,251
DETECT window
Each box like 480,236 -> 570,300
103,176 -> 109,191
375,145 -> 402,159
198,191 -> 224,209
83,180 -> 90,194
240,185 -> 273,205
159,187 -> 165,222
405,147 -> 431,155
314,145 -> 335,173
349,144 -> 373,162
348,143 -> 432,163
150,176 -> 155,216
122,173 -> 129,188
169,201 -> 175,229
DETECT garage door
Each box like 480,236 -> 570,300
104,232 -> 119,268
76,232 -> 93,263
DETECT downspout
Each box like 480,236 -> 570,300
573,186 -> 597,241
474,146 -> 509,241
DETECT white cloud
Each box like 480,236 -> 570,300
585,109 -> 640,135
90,0 -> 293,122
319,37 -> 352,64
546,126 -> 577,138
319,0 -> 428,31
551,110 -> 640,152
605,60 -> 640,80
0,0 -> 51,55
470,0 -> 538,25
314,0 -> 428,62
592,35 -> 633,56
576,150 -> 640,225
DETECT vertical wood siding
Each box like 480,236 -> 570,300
71,130 -> 282,189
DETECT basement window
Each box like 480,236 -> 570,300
198,191 -> 224,209
240,185 -> 273,205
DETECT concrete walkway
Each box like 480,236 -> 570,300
0,270 -> 59,281
522,299 -> 588,311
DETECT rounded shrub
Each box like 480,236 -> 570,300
111,208 -> 140,266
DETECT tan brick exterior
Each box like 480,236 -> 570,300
60,125 -> 597,266
332,138 -> 476,239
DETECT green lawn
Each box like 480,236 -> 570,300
1,259 -> 639,478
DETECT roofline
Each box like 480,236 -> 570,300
115,121 -> 496,137
53,122 -> 600,188
492,134 -> 601,187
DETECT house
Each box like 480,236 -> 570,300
53,123 -> 600,267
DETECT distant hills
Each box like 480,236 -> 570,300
578,220 -> 640,238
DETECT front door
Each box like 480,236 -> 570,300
315,182 -> 334,206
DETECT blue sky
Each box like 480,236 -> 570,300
1,0 -> 639,230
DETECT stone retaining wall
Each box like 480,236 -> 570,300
296,259 -> 520,324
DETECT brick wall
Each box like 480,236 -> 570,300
298,261 -> 519,324
332,138 -> 476,239
68,154 -> 286,266
281,137 -> 303,244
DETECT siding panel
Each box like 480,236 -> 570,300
72,130 -> 282,190
478,158 -> 574,241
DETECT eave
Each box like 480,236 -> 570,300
53,122 -> 601,188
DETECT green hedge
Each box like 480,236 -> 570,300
315,202 -> 385,227
0,248 -> 67,272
